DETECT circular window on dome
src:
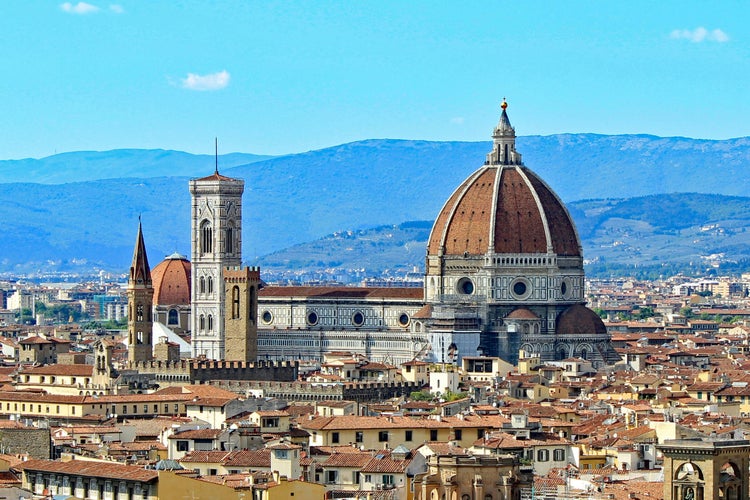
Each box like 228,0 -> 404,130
457,277 -> 475,295
306,311 -> 319,326
398,313 -> 410,327
511,278 -> 531,299
261,310 -> 273,324
352,311 -> 365,327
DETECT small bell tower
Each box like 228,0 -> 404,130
128,219 -> 154,364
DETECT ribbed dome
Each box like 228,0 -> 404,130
151,253 -> 191,305
556,305 -> 607,336
427,165 -> 580,257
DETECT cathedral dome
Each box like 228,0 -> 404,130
151,252 -> 191,306
555,304 -> 607,336
427,103 -> 580,258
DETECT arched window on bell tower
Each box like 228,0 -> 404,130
200,220 -> 213,254
207,276 -> 213,294
226,223 -> 234,254
136,304 -> 144,322
199,277 -> 206,294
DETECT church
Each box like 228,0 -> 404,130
132,102 -> 619,369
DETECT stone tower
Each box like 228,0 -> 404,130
223,266 -> 261,362
189,166 -> 244,360
128,221 -> 154,364
659,438 -> 750,500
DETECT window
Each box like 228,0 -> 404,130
332,432 -> 340,444
144,405 -> 149,413
207,276 -> 213,294
207,315 -> 213,331
208,469 -> 218,476
378,431 -> 388,442
383,475 -> 394,485
176,441 -> 189,452
232,286 -> 240,319
249,287 -> 256,322
168,309 -> 179,325
136,304 -> 144,321
355,431 -> 363,443
133,405 -> 138,413
199,315 -> 205,331
454,429 -> 462,440
226,225 -> 234,254
199,277 -> 206,294
200,220 -> 212,254
404,430 -> 412,442
537,449 -> 549,462
554,448 -> 565,461
326,470 -> 338,484
477,429 -> 485,439
430,429 -> 438,441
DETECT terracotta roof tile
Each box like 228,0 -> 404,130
18,459 -> 157,482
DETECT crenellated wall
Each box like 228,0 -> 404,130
209,379 -> 421,403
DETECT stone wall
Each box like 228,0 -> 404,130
0,427 -> 50,459
127,359 -> 298,387
210,379 -> 421,403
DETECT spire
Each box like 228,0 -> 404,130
130,219 -> 152,285
486,99 -> 523,166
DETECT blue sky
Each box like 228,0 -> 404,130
1,1 -> 748,159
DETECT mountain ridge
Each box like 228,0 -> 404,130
0,134 -> 749,275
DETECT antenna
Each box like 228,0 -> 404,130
215,137 -> 219,174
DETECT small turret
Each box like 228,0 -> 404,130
486,99 -> 523,166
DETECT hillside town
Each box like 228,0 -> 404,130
3,275 -> 750,498
0,105 -> 749,500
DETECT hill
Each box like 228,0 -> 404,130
0,150 -> 272,184
0,135 -> 750,275
257,194 -> 750,281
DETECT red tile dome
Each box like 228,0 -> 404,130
427,165 -> 580,257
427,103 -> 580,259
151,253 -> 191,306
555,304 -> 607,336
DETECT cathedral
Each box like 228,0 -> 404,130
129,102 -> 619,369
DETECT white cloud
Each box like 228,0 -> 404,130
180,70 -> 231,91
109,4 -> 124,14
60,2 -> 100,14
670,27 -> 729,43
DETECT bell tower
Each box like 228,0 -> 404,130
128,220 -> 154,364
189,153 -> 244,360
